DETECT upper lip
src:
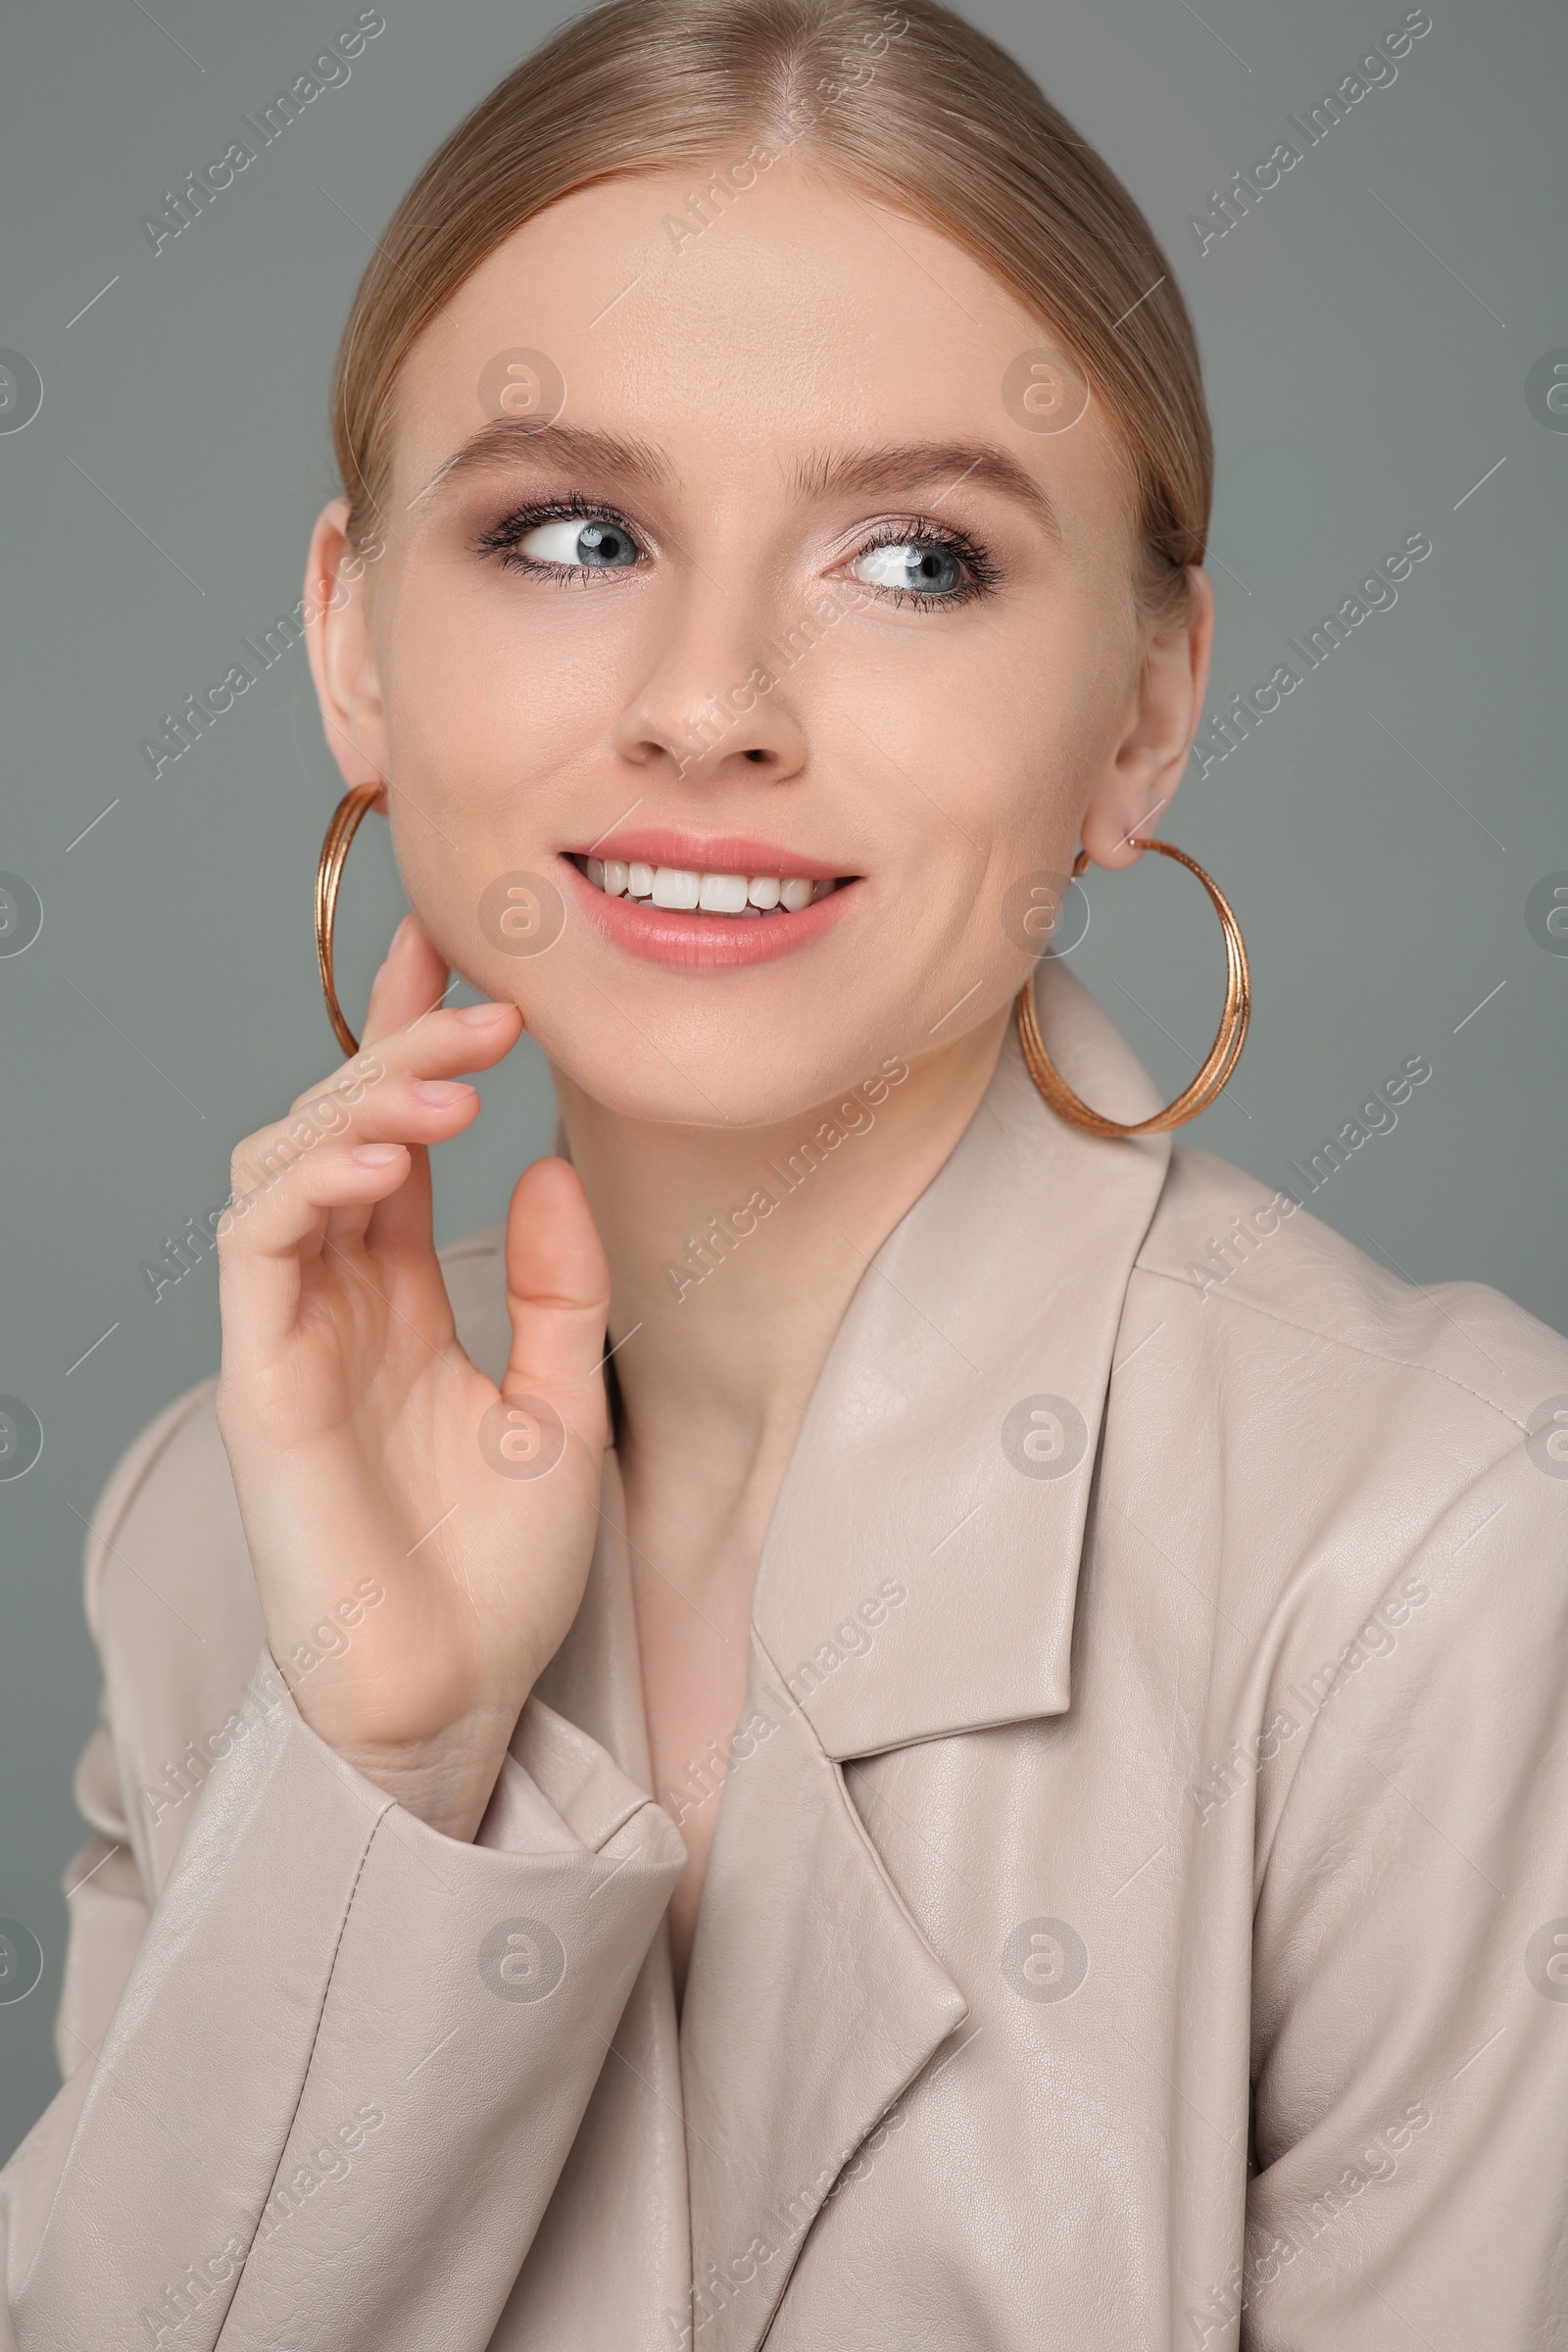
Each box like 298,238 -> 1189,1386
566,830 -> 853,882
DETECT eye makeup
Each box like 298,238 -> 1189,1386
473,492 -> 1003,608
474,491 -> 650,581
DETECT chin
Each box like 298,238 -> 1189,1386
537,998 -> 909,1136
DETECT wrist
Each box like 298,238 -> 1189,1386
287,1688 -> 530,1841
334,1738 -> 513,1842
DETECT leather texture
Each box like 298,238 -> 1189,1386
5,957 -> 1567,2349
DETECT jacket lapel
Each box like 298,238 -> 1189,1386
754,956 -> 1170,1762
678,1666 -> 965,2352
678,962 -> 1174,2351
517,1464 -> 692,2349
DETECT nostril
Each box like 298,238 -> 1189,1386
744,748 -> 768,763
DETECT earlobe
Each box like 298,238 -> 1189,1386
1079,797 -> 1156,868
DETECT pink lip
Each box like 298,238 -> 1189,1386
562,858 -> 859,970
575,828 -> 851,883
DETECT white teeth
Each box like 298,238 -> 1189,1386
585,858 -> 837,914
651,865 -> 700,909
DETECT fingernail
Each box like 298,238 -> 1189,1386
352,1144 -> 406,1165
391,913 -> 416,951
453,1001 -> 512,1026
411,1079 -> 471,1106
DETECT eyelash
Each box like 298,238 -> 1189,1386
475,493 -> 630,586
474,495 -> 999,609
852,515 -> 999,610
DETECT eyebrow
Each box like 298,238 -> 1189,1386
415,420 -> 1061,540
790,441 -> 1062,539
412,418 -> 676,507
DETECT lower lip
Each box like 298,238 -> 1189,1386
563,862 -> 859,969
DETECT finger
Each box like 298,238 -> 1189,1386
356,1119 -> 437,1261
231,1070 -> 478,1226
501,1157 -> 612,1428
283,906 -> 515,1135
249,1001 -> 518,1202
219,1140 -> 411,1355
286,1000 -> 521,1129
291,1074 -> 482,1149
362,911 -> 450,1050
322,1129 -> 431,1260
245,977 -> 514,1280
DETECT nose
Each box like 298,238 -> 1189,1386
612,577 -> 808,785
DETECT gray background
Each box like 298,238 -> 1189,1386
1,0 -> 1562,2156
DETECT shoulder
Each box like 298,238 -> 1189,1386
81,1378 -> 222,1642
1133,1145 -> 1568,1443
1111,1148 -> 1568,1676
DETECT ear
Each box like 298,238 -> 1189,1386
303,498 -> 389,799
1079,566 -> 1215,869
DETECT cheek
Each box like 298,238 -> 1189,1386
386,568 -> 618,800
908,615 -> 1127,1018
851,588 -> 1117,852
922,651 -> 1117,921
378,565 -> 641,957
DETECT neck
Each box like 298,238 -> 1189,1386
552,1008 -> 1010,1531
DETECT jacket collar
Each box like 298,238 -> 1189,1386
748,956 -> 1171,1760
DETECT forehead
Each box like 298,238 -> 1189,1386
393,163 -> 1126,516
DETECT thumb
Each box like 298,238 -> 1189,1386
501,1156 -> 612,1419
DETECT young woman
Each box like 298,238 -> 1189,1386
6,1 -> 1566,2344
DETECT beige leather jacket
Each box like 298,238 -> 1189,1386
6,963 -> 1568,2350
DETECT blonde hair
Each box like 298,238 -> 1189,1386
332,0 -> 1211,613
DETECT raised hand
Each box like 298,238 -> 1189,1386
214,914 -> 611,1840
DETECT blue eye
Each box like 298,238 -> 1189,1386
516,515 -> 642,569
852,540 -> 966,596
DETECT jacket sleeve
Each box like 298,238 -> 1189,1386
1238,1439 -> 1568,2347
0,1411 -> 685,2352
55,1717 -> 152,2081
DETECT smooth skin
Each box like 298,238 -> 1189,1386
216,161 -> 1213,1992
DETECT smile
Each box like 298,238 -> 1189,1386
562,839 -> 859,970
573,856 -> 842,917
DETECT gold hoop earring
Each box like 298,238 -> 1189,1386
315,783 -> 382,1055
1015,839 -> 1250,1138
